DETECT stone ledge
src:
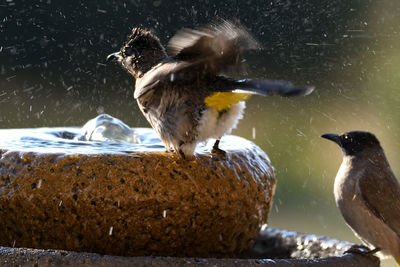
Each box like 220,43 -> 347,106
0,228 -> 380,267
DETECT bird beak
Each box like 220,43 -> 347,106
107,51 -> 122,61
321,133 -> 341,145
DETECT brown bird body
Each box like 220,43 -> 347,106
322,131 -> 400,265
108,20 -> 313,157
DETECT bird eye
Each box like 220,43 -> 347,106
344,135 -> 349,139
123,46 -> 136,57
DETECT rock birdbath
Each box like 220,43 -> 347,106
0,115 -> 379,266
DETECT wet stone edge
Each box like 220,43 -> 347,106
0,228 -> 380,267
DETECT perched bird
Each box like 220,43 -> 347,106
108,20 -> 314,158
321,131 -> 400,265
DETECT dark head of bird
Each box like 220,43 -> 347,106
321,131 -> 381,156
107,28 -> 167,78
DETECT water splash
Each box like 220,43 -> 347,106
0,114 -> 265,156
76,114 -> 141,144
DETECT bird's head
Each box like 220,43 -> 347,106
321,131 -> 381,156
107,27 -> 167,78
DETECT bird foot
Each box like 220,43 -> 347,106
211,147 -> 227,159
211,139 -> 227,159
178,150 -> 186,159
344,245 -> 380,256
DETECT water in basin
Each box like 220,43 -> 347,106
0,114 -> 259,156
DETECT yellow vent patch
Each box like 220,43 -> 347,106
204,92 -> 251,112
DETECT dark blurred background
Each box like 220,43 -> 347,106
1,0 -> 400,265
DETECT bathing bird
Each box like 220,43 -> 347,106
108,20 -> 313,158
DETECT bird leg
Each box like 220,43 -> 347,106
176,141 -> 187,159
211,139 -> 226,156
178,149 -> 186,159
344,244 -> 380,256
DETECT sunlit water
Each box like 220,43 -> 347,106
0,127 -> 162,154
78,114 -> 141,144
0,114 -> 259,156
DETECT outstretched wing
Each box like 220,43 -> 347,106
356,167 -> 400,238
135,68 -> 314,100
167,19 -> 260,76
135,20 -> 313,100
211,76 -> 314,97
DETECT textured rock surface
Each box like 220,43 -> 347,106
0,128 -> 276,258
0,228 -> 380,267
